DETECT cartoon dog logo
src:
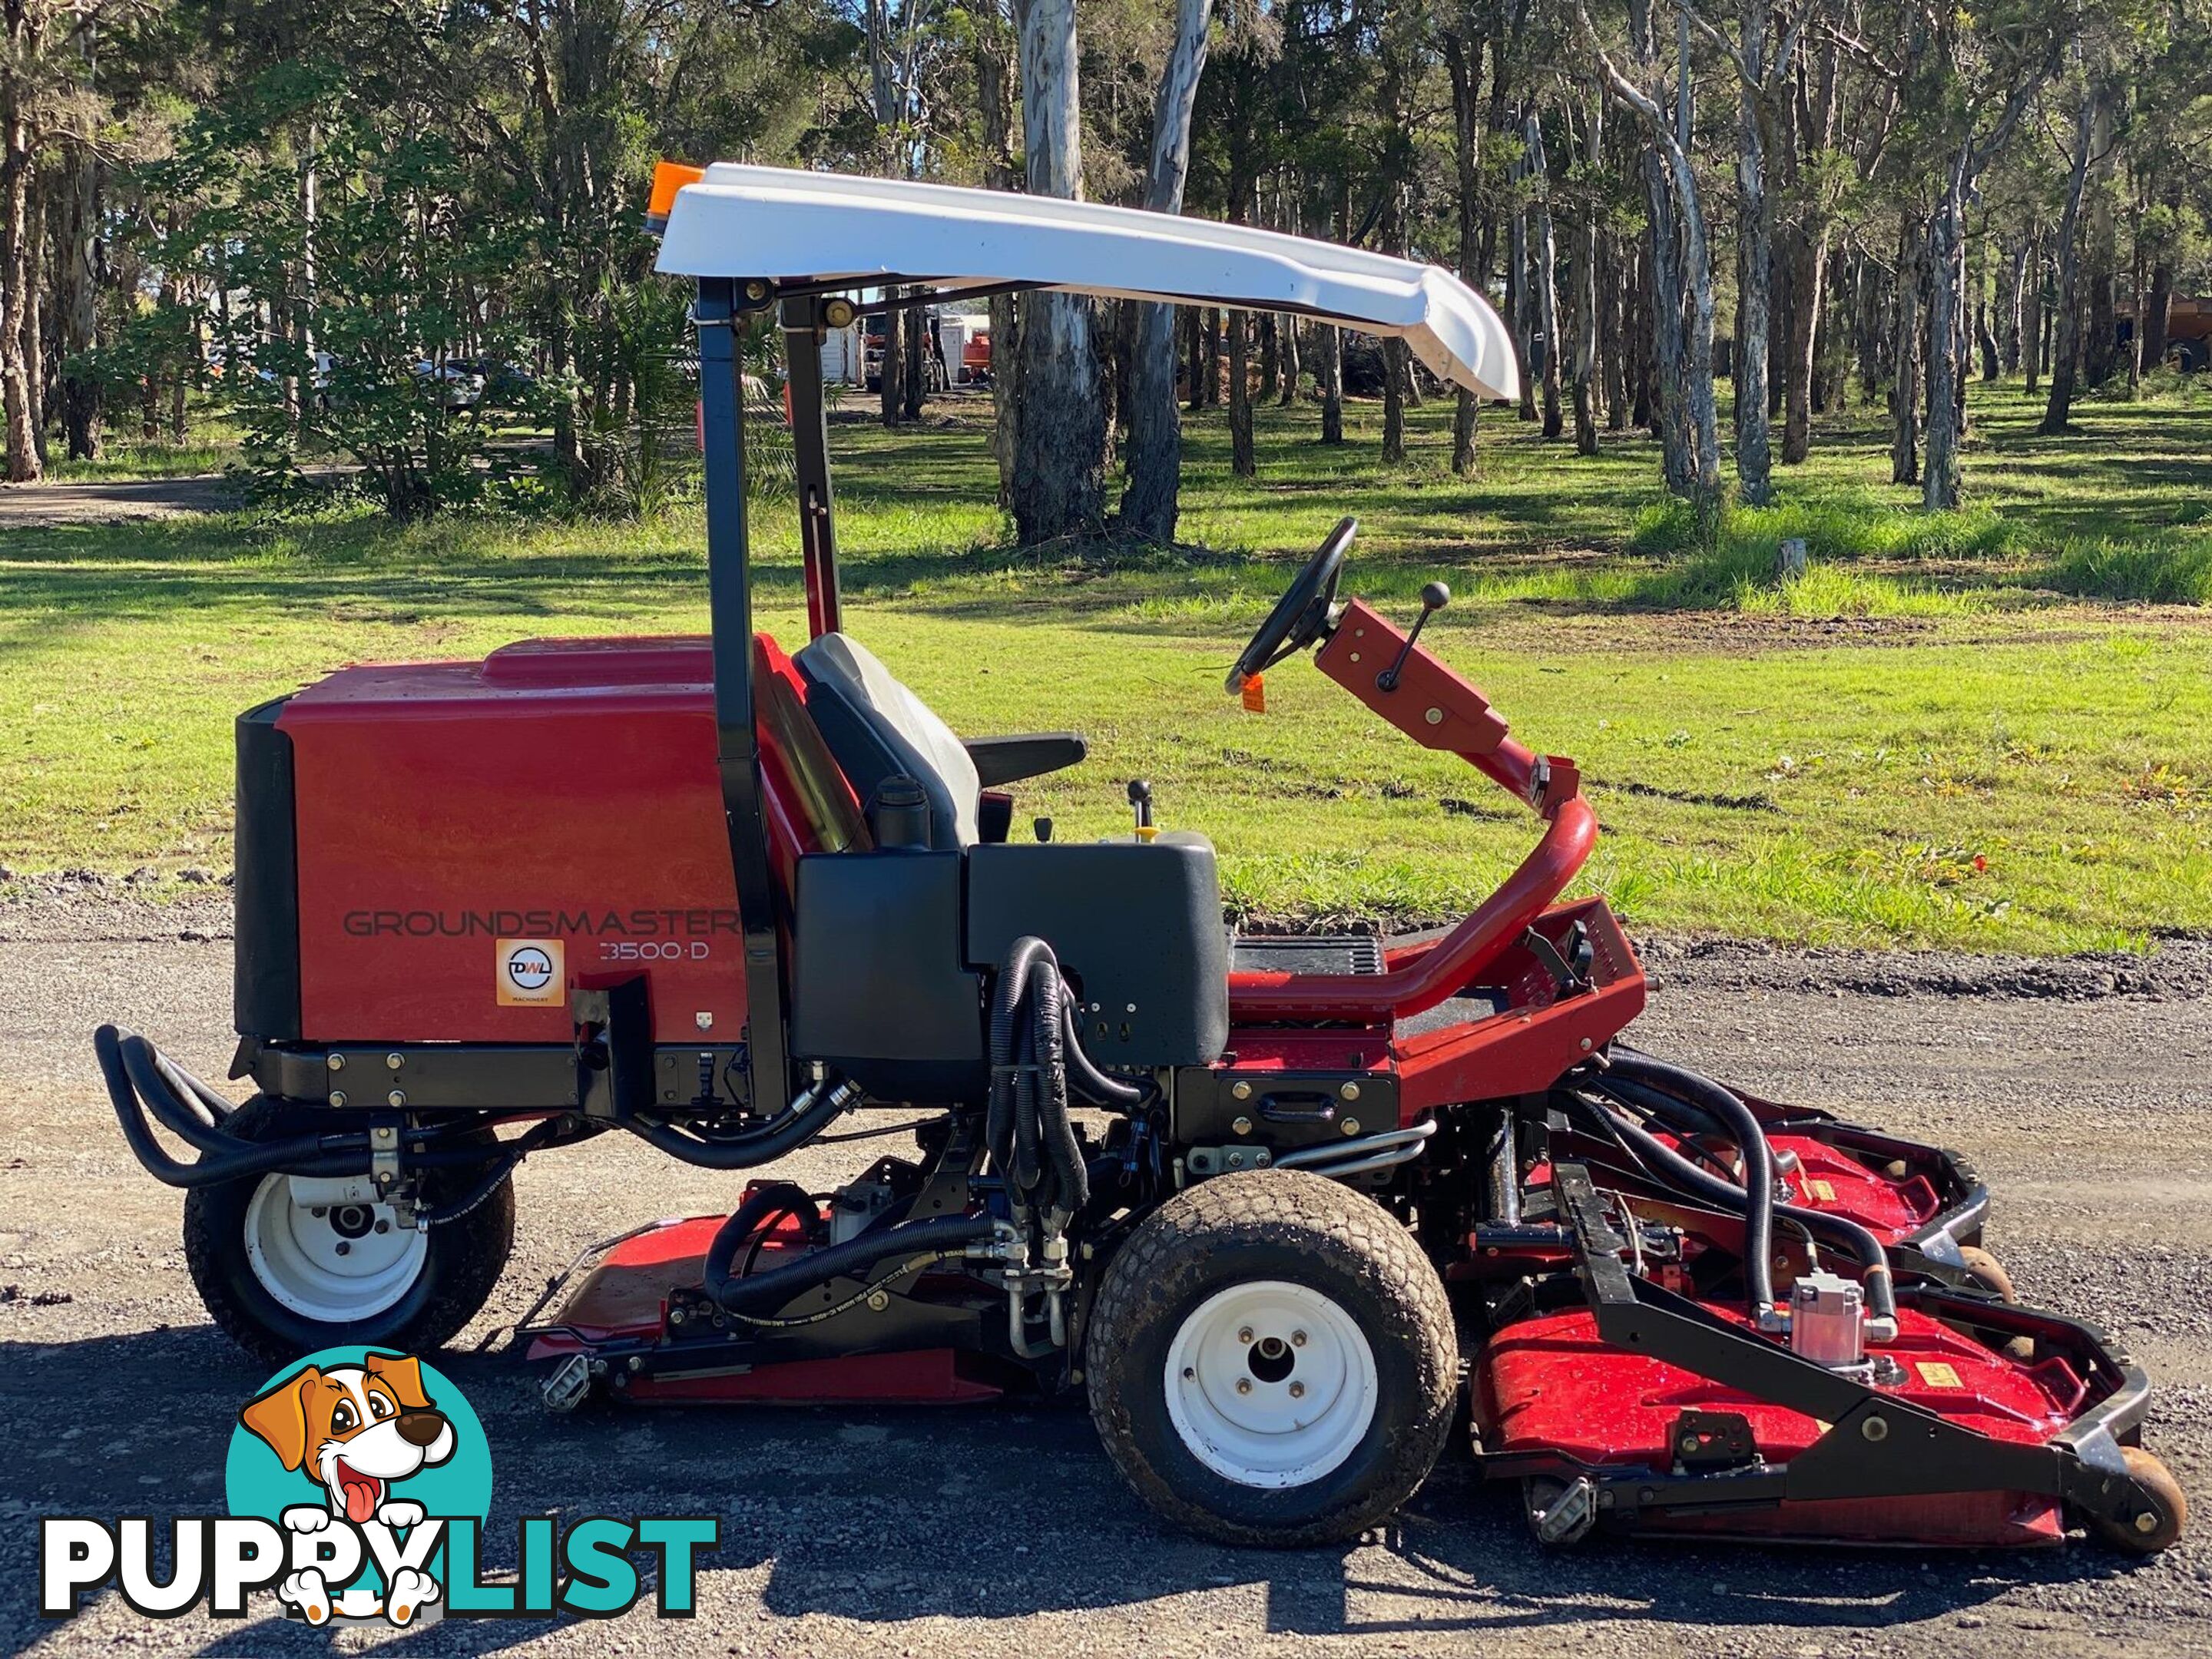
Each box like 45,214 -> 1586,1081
238,1351 -> 454,1626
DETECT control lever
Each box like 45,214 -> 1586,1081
1376,581 -> 1451,693
1128,779 -> 1157,841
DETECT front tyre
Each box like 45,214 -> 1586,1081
1085,1170 -> 1459,1547
183,1096 -> 515,1363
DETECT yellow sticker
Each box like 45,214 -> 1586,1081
1916,1361 -> 1963,1389
1806,1178 -> 1836,1202
496,937 -> 565,1006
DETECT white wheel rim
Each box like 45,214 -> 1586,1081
1163,1280 -> 1379,1489
243,1177 -> 428,1323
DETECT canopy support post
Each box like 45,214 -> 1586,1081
697,275 -> 790,1109
780,295 -> 843,639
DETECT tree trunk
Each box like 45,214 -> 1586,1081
2142,256 -> 2174,373
1,73 -> 40,484
2040,83 -> 2095,434
1257,313 -> 1279,402
1011,0 -> 1106,544
976,18 -> 1021,505
1528,114 -> 1565,440
58,143 -> 100,462
1601,234 -> 1628,430
1277,316 -> 1300,406
1922,185 -> 1968,510
1571,99 -> 1601,456
2002,233 -> 2027,373
1734,40 -> 1774,503
1228,310 -> 1254,475
879,303 -> 905,426
1118,0 -> 1214,545
1320,325 -> 1343,444
903,303 -> 927,420
2022,233 -> 2045,393
2081,88 -> 2118,388
1381,336 -> 1408,463
1889,210 -> 1922,485
1508,204 -> 1536,422
1200,309 -> 1220,406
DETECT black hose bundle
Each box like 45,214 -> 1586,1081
1566,1083 -> 1898,1330
1590,1051 -> 1780,1318
987,936 -> 1142,1219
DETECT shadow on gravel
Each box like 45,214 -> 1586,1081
2,1327 -> 2164,1653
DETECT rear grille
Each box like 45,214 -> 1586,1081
1230,933 -> 1386,975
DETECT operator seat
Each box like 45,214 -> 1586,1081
794,632 -> 980,850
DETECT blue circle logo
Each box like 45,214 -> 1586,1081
224,1347 -> 492,1628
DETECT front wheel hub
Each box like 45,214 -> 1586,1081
1164,1280 -> 1378,1488
243,1175 -> 427,1322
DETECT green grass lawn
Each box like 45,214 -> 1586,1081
4,378 -> 2208,952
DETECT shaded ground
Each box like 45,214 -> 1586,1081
0,473 -> 240,525
1,912 -> 2206,1657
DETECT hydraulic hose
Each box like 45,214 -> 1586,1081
98,1025 -> 366,1188
713,1212 -> 995,1316
988,938 -> 1102,1217
627,1076 -> 861,1169
700,1181 -> 819,1303
988,936 -> 1055,1178
1059,1002 -> 1145,1108
1570,1090 -> 1897,1330
1597,1052 -> 1779,1318
1027,955 -> 1087,1214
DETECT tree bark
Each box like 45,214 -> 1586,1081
1734,18 -> 1774,504
1277,316 -> 1300,406
1889,210 -> 1921,485
1320,324 -> 1343,444
58,143 -> 99,461
1011,0 -> 1106,544
1571,98 -> 1601,455
2081,87 -> 2118,388
1118,0 -> 1214,544
2040,83 -> 2095,434
1528,114 -> 1565,440
1381,336 -> 1408,463
1228,309 -> 1254,475
1922,186 -> 1968,509
2022,233 -> 2044,393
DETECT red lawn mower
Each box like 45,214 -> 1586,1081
98,165 -> 2184,1553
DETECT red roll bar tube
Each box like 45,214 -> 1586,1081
1225,599 -> 1596,1025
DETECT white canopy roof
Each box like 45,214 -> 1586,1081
656,165 -> 1519,402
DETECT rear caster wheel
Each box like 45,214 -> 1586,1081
1952,1245 -> 2035,1361
1085,1171 -> 1458,1548
2088,1447 -> 2187,1555
184,1097 -> 515,1363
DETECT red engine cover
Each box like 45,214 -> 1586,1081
1477,1306 -> 2081,1545
280,636 -> 760,1044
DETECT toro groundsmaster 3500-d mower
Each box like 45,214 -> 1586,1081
98,164 -> 2184,1554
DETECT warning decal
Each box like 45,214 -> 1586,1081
1916,1361 -> 1964,1389
496,937 -> 565,1006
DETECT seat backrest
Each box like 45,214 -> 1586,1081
793,632 -> 979,849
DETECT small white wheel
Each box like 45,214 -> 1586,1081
243,1177 -> 429,1323
1087,1171 -> 1458,1546
1164,1280 -> 1379,1488
185,1097 -> 515,1362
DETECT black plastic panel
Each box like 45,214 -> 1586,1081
792,850 -> 985,1100
965,833 -> 1227,1066
234,697 -> 301,1041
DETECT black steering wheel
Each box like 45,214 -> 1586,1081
1226,517 -> 1356,693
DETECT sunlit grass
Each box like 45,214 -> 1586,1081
4,378 -> 2208,952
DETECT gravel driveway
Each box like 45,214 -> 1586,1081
2,903 -> 2207,1657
